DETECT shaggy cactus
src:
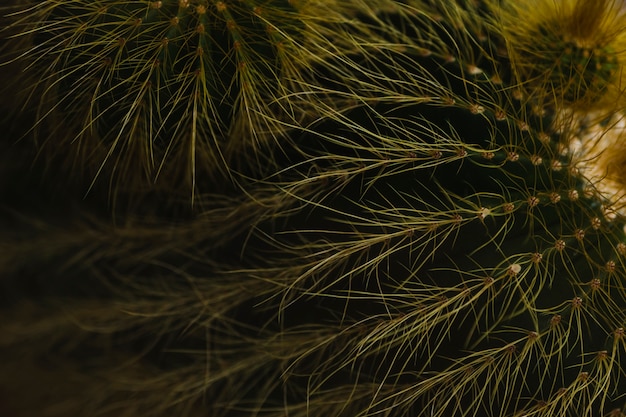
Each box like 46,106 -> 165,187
499,0 -> 625,108
241,0 -> 626,414
1,0 -> 310,199
1,0 -> 626,416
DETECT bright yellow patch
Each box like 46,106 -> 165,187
494,0 -> 626,112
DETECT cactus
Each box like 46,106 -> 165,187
2,0 -> 626,416
0,0 -> 342,202
499,0 -> 625,109
230,2 -> 626,414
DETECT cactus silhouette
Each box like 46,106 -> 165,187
2,0 -> 626,416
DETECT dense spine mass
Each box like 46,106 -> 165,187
1,0 -> 626,416
1,0 -> 307,198
239,3 -> 626,412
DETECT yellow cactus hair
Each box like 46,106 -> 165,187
495,0 -> 626,217
495,0 -> 626,112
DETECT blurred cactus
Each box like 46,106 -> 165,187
2,0 -> 626,416
498,0 -> 626,109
